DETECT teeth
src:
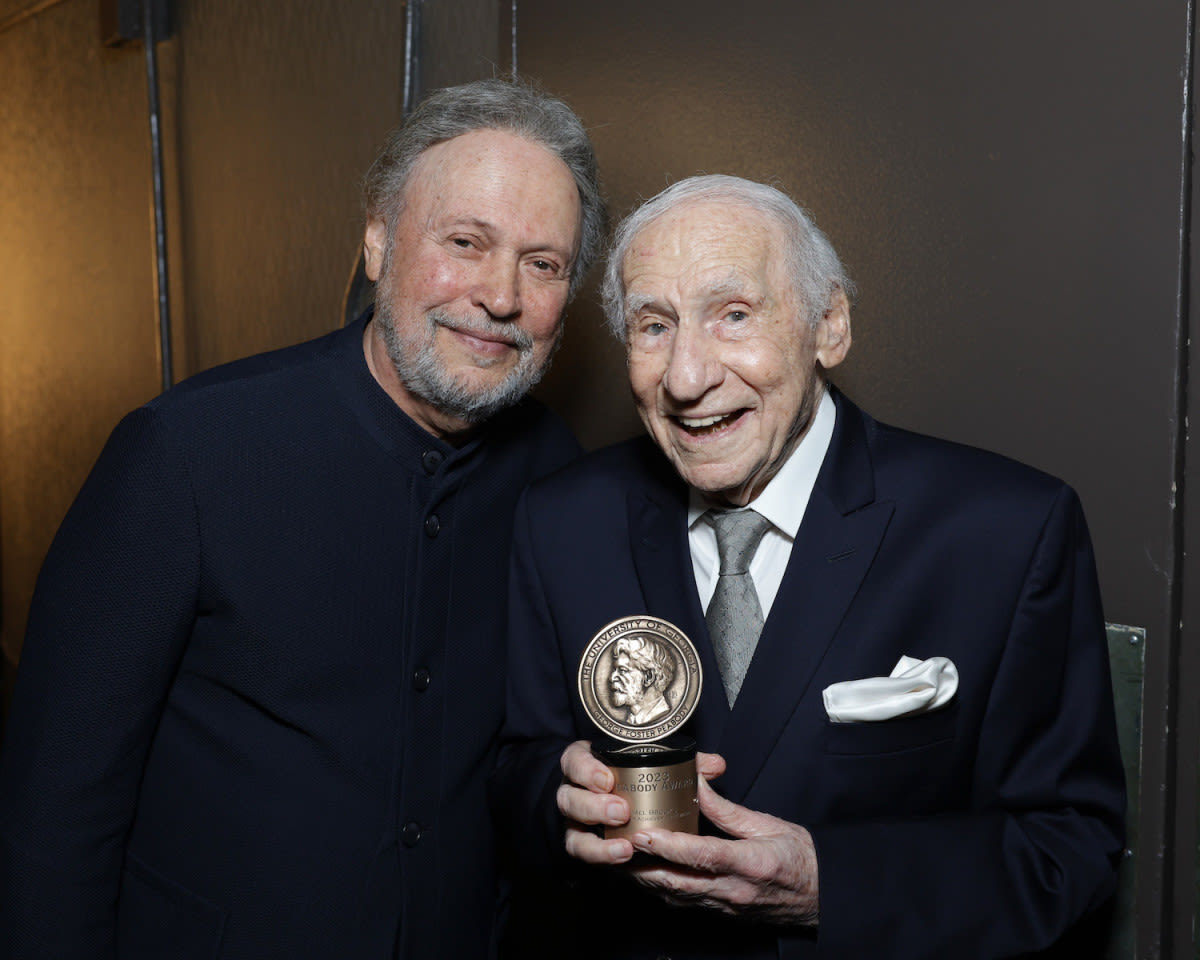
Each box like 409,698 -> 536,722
678,413 -> 731,429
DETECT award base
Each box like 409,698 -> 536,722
592,734 -> 698,839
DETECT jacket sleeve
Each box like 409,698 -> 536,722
809,485 -> 1126,959
490,489 -> 579,872
0,405 -> 200,959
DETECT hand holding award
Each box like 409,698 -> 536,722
577,616 -> 703,839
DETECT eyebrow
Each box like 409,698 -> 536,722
460,215 -> 518,233
439,215 -> 576,259
704,271 -> 759,303
624,273 -> 762,318
431,214 -> 500,239
624,292 -> 660,316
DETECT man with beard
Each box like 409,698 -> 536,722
609,636 -> 677,726
0,79 -> 604,959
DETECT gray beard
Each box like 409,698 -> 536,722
374,297 -> 555,426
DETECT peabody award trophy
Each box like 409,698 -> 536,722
577,615 -> 703,839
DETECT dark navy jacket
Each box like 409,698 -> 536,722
492,389 -> 1124,959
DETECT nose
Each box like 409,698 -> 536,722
663,322 -> 722,403
473,255 -> 521,320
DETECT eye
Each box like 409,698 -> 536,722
523,255 -> 566,279
451,236 -> 478,250
638,320 -> 669,337
725,309 -> 749,323
627,312 -> 675,344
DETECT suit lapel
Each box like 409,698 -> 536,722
716,391 -> 895,801
627,448 -> 732,748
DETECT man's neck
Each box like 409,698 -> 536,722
362,319 -> 477,446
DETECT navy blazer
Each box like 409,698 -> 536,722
492,390 -> 1125,960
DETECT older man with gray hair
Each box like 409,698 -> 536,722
0,78 -> 603,959
609,635 -> 678,725
493,174 -> 1124,958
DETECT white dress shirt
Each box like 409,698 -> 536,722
688,387 -> 836,619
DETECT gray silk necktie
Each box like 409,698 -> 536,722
705,509 -> 772,707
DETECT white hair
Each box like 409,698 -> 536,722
600,174 -> 854,341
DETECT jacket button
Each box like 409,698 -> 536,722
413,667 -> 431,691
401,821 -> 422,847
422,450 -> 444,474
424,514 -> 440,537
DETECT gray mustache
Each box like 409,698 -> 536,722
430,311 -> 533,351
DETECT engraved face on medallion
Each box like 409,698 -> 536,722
578,616 -> 702,743
609,635 -> 675,725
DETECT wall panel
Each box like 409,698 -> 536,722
171,0 -> 408,370
0,0 -> 163,701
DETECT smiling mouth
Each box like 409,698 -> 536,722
431,312 -> 530,352
673,410 -> 747,436
447,324 -> 518,350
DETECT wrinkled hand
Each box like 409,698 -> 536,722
626,772 -> 820,927
556,741 -> 727,865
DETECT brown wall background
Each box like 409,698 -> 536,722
0,0 -> 1195,954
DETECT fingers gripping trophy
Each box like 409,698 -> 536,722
577,616 -> 703,839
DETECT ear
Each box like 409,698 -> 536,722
363,217 -> 388,282
815,288 -> 852,371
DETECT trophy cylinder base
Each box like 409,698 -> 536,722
592,735 -> 698,839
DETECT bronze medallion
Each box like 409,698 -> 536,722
578,615 -> 702,744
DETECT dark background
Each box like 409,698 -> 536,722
0,0 -> 1193,954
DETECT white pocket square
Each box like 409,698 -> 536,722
822,655 -> 959,723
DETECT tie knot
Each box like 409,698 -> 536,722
709,509 -> 771,576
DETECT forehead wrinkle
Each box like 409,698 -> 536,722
427,212 -> 494,234
623,216 -> 780,316
624,291 -> 664,316
693,265 -> 774,312
704,270 -> 760,302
